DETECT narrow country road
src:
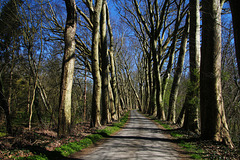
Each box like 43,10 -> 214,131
70,110 -> 186,160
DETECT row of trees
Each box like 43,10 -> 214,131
115,0 -> 239,148
0,0 -> 239,148
0,0 -> 135,138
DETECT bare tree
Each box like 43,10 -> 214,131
106,4 -> 119,120
91,0 -> 103,127
168,13 -> 189,123
58,0 -> 77,137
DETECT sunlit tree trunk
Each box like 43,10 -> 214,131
201,0 -> 233,148
183,0 -> 200,133
124,58 -> 142,111
144,54 -> 150,114
162,0 -> 182,102
168,14 -> 189,123
106,4 -> 119,120
154,39 -> 165,120
108,75 -> 115,121
58,0 -> 77,137
91,0 -> 103,127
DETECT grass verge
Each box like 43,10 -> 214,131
16,111 -> 130,160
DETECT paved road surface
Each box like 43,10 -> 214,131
70,110 -> 183,160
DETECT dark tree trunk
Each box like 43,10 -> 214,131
100,1 -> 109,125
229,0 -> 240,77
182,0 -> 200,133
0,81 -> 12,135
201,0 -> 233,148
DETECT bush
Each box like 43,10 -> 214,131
87,134 -> 103,143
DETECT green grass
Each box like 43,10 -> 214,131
86,134 -> 103,143
178,140 -> 205,159
96,126 -> 119,136
170,131 -> 184,138
0,131 -> 7,137
54,138 -> 93,157
96,112 -> 129,137
153,119 -> 172,130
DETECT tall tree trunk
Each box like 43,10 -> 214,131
139,72 -> 144,112
27,39 -> 36,131
83,58 -> 87,122
29,80 -> 37,131
168,14 -> 189,123
144,54 -> 150,114
106,3 -> 119,121
201,0 -> 233,148
125,64 -> 142,111
108,75 -> 115,121
229,0 -> 240,77
100,1 -> 109,125
91,0 -> 103,127
58,0 -> 77,137
154,39 -> 165,120
176,104 -> 185,126
182,0 -> 201,133
162,1 -> 182,101
148,52 -> 155,115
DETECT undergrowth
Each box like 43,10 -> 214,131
16,111 -> 129,159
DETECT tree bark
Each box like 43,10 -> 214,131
162,1 -> 182,102
182,0 -> 200,133
58,0 -> 77,137
0,81 -> 12,135
100,1 -> 109,125
108,75 -> 115,121
91,0 -> 103,128
201,0 -> 233,148
83,58 -> 87,122
168,14 -> 189,123
106,3 -> 119,121
229,0 -> 240,77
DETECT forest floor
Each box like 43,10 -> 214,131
0,110 -> 239,159
0,122 -> 98,159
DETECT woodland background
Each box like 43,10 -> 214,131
0,0 -> 239,154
